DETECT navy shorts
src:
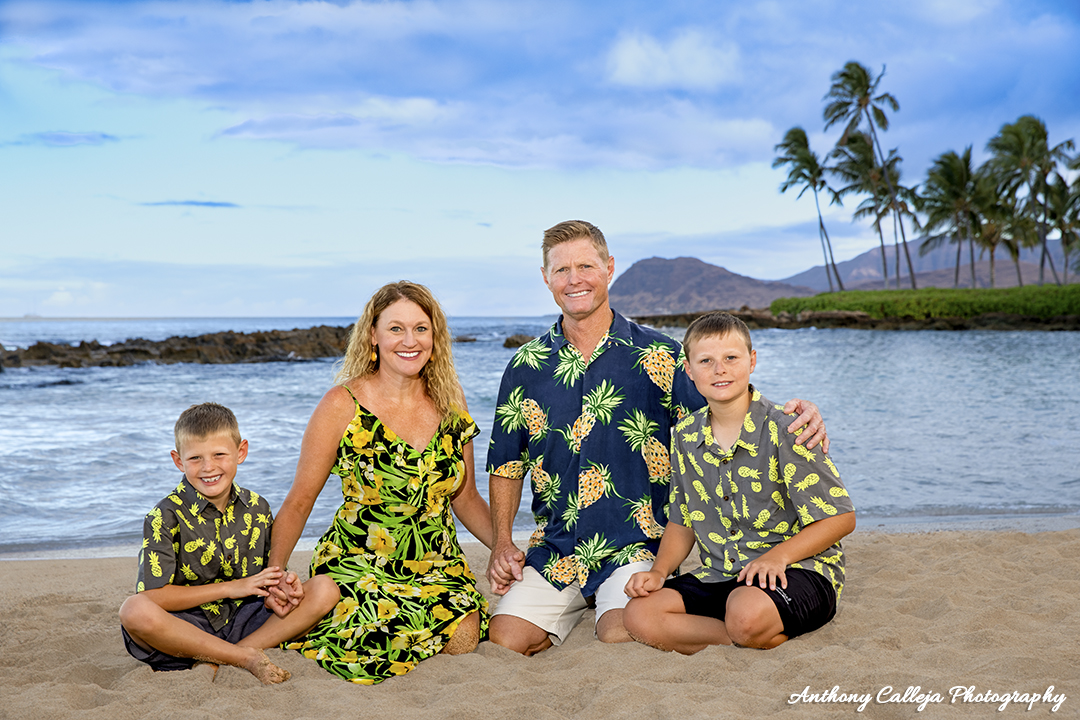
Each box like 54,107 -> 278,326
121,598 -> 273,671
663,568 -> 837,639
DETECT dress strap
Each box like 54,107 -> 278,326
341,384 -> 361,407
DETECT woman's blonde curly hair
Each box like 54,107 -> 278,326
334,281 -> 465,420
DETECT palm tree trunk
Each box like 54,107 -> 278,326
968,238 -> 977,288
892,213 -> 901,289
954,235 -> 963,288
821,220 -> 846,291
811,188 -> 835,292
1013,255 -> 1023,286
875,219 -> 889,290
990,248 -> 996,288
864,113 -> 918,288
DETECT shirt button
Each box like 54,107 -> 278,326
722,458 -> 730,464
723,496 -> 730,501
730,530 -> 737,536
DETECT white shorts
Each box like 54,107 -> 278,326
491,561 -> 652,645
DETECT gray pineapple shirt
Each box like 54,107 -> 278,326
668,386 -> 854,598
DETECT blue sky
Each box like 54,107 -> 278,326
2,0 -> 1079,317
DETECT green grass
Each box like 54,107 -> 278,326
770,284 -> 1080,320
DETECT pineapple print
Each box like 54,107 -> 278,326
553,344 -> 588,387
544,554 -> 579,584
618,409 -> 671,482
577,461 -> 613,510
573,534 -> 617,586
633,341 -> 676,392
494,387 -> 549,439
625,497 -> 664,539
529,517 -> 548,548
557,380 -> 624,453
511,338 -> 551,370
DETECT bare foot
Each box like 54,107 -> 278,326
244,649 -> 291,685
191,661 -> 219,682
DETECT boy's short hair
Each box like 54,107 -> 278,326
542,220 -> 609,269
174,402 -> 241,451
682,312 -> 753,354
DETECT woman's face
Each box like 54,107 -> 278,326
370,298 -> 434,376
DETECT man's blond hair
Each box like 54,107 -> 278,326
542,220 -> 609,269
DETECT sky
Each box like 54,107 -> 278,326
2,0 -> 1079,317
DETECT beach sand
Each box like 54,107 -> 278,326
2,527 -> 1076,719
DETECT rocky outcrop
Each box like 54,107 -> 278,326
633,308 -> 1080,331
1,327 -> 545,369
503,334 -> 534,348
3,326 -> 351,369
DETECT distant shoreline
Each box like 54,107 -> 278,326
633,308 -> 1080,331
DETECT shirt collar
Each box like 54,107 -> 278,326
173,476 -> 247,514
691,384 -> 765,453
550,310 -> 627,351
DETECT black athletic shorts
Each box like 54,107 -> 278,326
663,568 -> 837,639
121,598 -> 273,671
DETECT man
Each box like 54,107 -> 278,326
485,220 -> 827,655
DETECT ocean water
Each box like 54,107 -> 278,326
1,316 -> 1078,557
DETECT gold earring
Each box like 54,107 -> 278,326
371,347 -> 378,362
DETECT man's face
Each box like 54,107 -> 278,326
541,237 -> 615,322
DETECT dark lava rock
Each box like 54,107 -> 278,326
503,334 -> 534,348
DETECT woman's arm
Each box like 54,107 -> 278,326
450,440 -> 494,549
265,386 -> 354,613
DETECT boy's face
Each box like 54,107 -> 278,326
171,432 -> 248,512
683,332 -> 757,406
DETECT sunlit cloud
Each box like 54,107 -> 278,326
140,200 -> 240,208
606,30 -> 741,91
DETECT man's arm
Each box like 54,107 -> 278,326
140,566 -> 286,612
486,473 -> 525,595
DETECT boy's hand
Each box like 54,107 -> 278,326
265,571 -> 304,618
738,556 -> 788,591
782,398 -> 829,453
487,542 -> 525,596
230,566 -> 285,599
624,570 -> 665,598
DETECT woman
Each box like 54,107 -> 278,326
269,281 -> 493,684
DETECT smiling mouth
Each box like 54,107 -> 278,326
566,290 -> 590,298
201,474 -> 223,484
396,351 -> 421,359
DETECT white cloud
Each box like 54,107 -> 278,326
909,0 -> 1001,25
607,30 -> 741,91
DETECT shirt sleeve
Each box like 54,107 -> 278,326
136,505 -> 179,592
666,422 -> 695,528
776,418 -> 855,528
485,365 -> 528,480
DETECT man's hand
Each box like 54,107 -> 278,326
623,569 -> 665,598
487,542 -> 525,596
783,398 -> 829,453
231,566 -> 284,599
264,570 -> 304,618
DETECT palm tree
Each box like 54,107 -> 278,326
823,61 -> 918,288
918,147 -> 981,288
986,115 -> 1075,285
829,132 -> 891,288
884,179 -> 922,288
773,127 -> 845,291
1046,172 -> 1080,284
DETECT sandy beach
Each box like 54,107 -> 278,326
2,524 -> 1077,719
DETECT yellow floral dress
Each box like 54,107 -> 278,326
287,390 -> 488,684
